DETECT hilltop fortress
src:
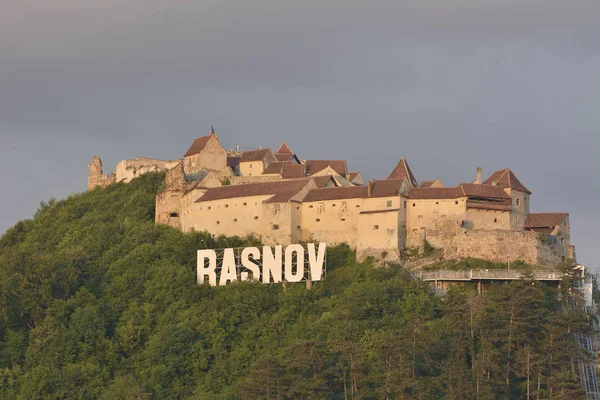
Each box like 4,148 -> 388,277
89,129 -> 575,267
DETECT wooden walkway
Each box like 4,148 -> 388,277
414,269 -> 562,282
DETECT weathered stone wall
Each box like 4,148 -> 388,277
155,189 -> 184,229
88,156 -> 115,190
406,198 -> 466,248
230,175 -> 282,185
301,197 -> 363,247
424,227 -> 571,267
465,208 -> 511,230
115,158 -> 180,183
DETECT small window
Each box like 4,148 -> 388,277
341,218 -> 346,221
404,201 -> 407,208
356,205 -> 360,208
413,203 -> 416,207
273,224 -> 279,230
332,203 -> 336,207
170,212 -> 179,218
297,207 -> 300,210
316,218 -> 320,222
233,218 -> 238,222
374,225 -> 379,230
208,206 -> 212,210
243,202 -> 247,206
225,204 -> 229,208
297,226 -> 301,229
216,221 -> 220,225
254,216 -> 259,220
493,218 -> 498,223
309,205 -> 314,208
516,198 -> 520,206
387,200 -> 392,207
250,164 -> 252,168
435,202 -> 439,205
455,201 -> 458,205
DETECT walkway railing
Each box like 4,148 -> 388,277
414,269 -> 563,282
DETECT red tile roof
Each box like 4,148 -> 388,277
262,161 -> 289,175
282,163 -> 306,179
407,187 -> 466,199
484,168 -> 532,194
195,179 -> 311,203
275,153 -> 294,162
370,179 -> 405,198
524,213 -> 568,228
184,135 -> 219,157
311,176 -> 336,188
459,183 -> 511,199
466,200 -> 512,212
419,180 -> 434,188
387,158 -> 418,187
302,186 -> 368,202
348,172 -> 361,181
305,160 -> 348,176
240,148 -> 274,162
275,142 -> 293,155
408,183 -> 510,200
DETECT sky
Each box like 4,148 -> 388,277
1,0 -> 598,269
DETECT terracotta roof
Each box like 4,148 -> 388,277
387,158 -> 418,187
196,179 -> 310,203
370,179 -> 405,198
348,172 -> 361,181
484,168 -> 532,194
459,183 -> 511,199
524,213 -> 568,228
311,175 -> 336,188
275,142 -> 293,155
302,186 -> 368,202
419,180 -> 434,188
282,163 -> 306,179
184,135 -> 218,157
407,187 -> 466,199
466,200 -> 512,212
240,148 -> 273,162
262,161 -> 289,175
275,153 -> 293,162
305,160 -> 348,176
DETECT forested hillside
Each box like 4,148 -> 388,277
0,173 -> 591,399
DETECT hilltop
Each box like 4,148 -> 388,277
0,172 -> 589,399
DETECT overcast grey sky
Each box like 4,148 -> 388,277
1,0 -> 598,268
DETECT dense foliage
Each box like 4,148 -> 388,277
0,173 -> 591,399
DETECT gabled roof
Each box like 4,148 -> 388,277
459,183 -> 511,199
263,161 -> 289,175
524,213 -> 568,228
275,153 -> 294,162
370,179 -> 405,198
195,179 -> 310,203
311,176 -> 337,188
407,183 -> 510,200
419,179 -> 443,188
239,148 -> 274,162
184,135 -> 220,157
348,172 -> 361,181
282,163 -> 306,179
483,168 -> 532,194
275,142 -> 294,155
302,186 -> 369,202
305,160 -> 348,176
387,158 -> 418,187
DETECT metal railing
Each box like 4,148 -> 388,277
414,269 -> 563,282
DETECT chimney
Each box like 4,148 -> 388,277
236,144 -> 240,152
367,180 -> 372,197
475,166 -> 482,184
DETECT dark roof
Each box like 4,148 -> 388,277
302,186 -> 368,202
484,168 -> 532,194
305,160 -> 348,176
282,163 -> 306,179
466,200 -> 512,212
227,156 -> 241,170
240,148 -> 273,162
524,213 -> 568,228
459,183 -> 511,199
262,161 -> 288,175
407,187 -> 466,199
387,158 -> 418,187
184,135 -> 218,157
275,142 -> 293,155
311,176 -> 336,188
370,179 -> 405,198
196,179 -> 310,203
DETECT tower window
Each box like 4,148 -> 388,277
387,200 -> 393,207
254,216 -> 259,220
374,225 -> 379,230
516,199 -> 520,206
493,218 -> 498,223
316,219 -> 320,222
273,225 -> 279,230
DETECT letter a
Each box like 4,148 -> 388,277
220,248 -> 238,286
